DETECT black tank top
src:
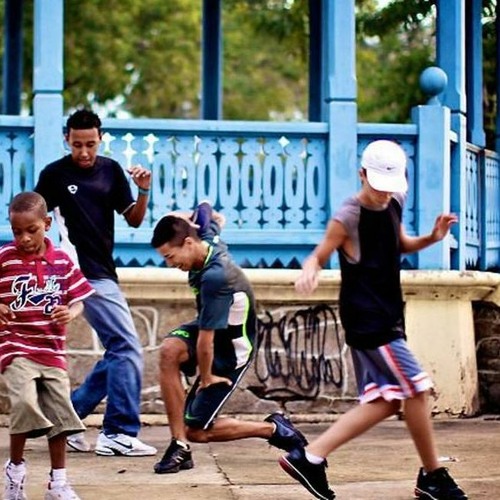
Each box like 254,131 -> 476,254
337,196 -> 405,349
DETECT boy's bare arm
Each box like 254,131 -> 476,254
400,214 -> 458,254
296,219 -> 348,295
196,329 -> 231,390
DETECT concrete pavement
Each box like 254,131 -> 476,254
1,415 -> 499,499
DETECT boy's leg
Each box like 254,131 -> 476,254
48,434 -> 66,470
46,433 -> 82,499
403,391 -> 440,471
76,279 -> 143,437
307,398 -> 400,458
9,434 -> 26,465
158,336 -> 191,443
154,328 -> 197,474
184,365 -> 306,451
278,399 -> 398,500
188,416 -> 272,442
187,412 -> 307,452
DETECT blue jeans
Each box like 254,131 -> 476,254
71,279 -> 143,436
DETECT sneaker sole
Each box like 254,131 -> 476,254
154,459 -> 194,474
95,447 -> 157,457
414,490 -> 437,500
279,456 -> 335,500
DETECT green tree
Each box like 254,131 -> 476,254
222,0 -> 308,119
0,0 -> 496,148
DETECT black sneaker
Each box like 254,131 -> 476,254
279,447 -> 335,500
153,438 -> 194,474
265,412 -> 308,451
415,467 -> 468,499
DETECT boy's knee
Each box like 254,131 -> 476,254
159,337 -> 188,369
186,426 -> 209,443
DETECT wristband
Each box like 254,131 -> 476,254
138,187 -> 150,196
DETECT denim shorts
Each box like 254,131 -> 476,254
3,357 -> 85,438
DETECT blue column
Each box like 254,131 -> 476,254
201,0 -> 222,119
308,0 -> 322,121
323,0 -> 357,268
33,0 -> 64,179
466,0 -> 485,147
2,0 -> 24,115
436,0 -> 467,270
411,67 -> 452,270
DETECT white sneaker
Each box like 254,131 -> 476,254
44,482 -> 80,500
3,460 -> 27,500
95,432 -> 157,457
67,432 -> 91,453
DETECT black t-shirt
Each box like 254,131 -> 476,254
35,155 -> 135,281
335,195 -> 406,349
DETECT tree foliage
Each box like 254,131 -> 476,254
0,0 -> 497,147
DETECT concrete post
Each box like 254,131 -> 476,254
33,0 -> 64,180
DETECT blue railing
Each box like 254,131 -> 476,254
463,144 -> 500,270
101,119 -> 329,268
0,115 -> 498,270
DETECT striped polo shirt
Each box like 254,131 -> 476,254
0,237 -> 95,372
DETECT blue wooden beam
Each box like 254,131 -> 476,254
308,0 -> 322,121
201,0 -> 222,119
436,0 -> 467,270
466,0 -> 485,147
33,0 -> 64,178
2,0 -> 24,115
323,0 -> 358,268
436,0 -> 466,114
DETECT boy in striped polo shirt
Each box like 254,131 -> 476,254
0,192 -> 94,500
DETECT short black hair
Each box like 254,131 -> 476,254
66,109 -> 102,133
9,191 -> 48,218
151,215 -> 198,248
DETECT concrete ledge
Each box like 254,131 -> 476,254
116,268 -> 500,416
118,268 -> 500,304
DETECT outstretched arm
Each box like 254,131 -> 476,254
400,213 -> 458,254
295,219 -> 347,295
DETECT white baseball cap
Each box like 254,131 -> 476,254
361,140 -> 408,193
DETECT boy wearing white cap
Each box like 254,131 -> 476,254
279,140 -> 467,500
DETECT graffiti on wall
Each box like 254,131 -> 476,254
67,303 -> 351,402
253,304 -> 349,401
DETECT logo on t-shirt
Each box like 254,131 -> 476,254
68,184 -> 78,194
10,274 -> 62,315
